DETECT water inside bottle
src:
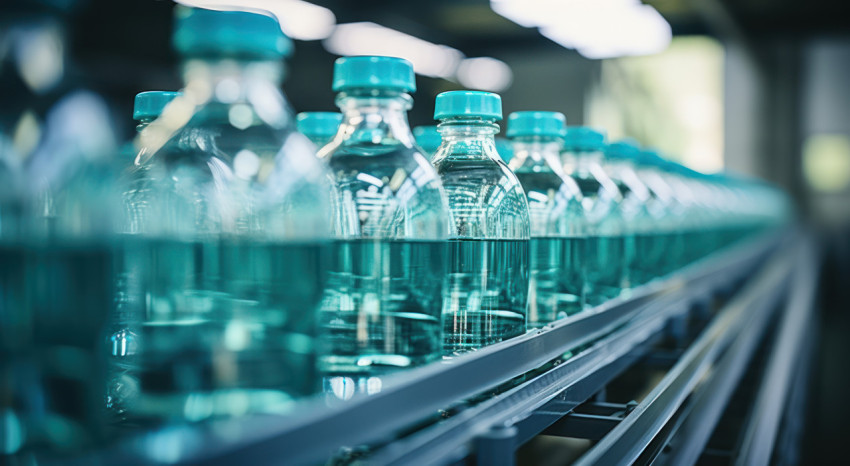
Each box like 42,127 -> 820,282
0,241 -> 113,453
129,238 -> 327,423
529,236 -> 585,325
319,238 -> 445,375
443,238 -> 529,355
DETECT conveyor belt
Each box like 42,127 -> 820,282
78,229 -> 807,466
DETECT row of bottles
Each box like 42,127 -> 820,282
0,4 -> 791,459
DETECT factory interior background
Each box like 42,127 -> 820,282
2,0 -> 850,463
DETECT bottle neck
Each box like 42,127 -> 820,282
306,135 -> 333,148
435,117 -> 500,161
562,148 -> 604,172
334,90 -> 416,148
603,158 -> 635,179
509,136 -> 563,171
135,119 -> 154,133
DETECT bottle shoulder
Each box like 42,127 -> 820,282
515,170 -> 576,195
435,156 -> 523,188
324,143 -> 449,240
435,156 -> 530,238
327,145 -> 443,191
150,117 -> 323,185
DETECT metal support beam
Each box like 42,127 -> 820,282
733,240 -> 819,466
475,426 -> 518,466
575,242 -> 794,466
542,402 -> 636,441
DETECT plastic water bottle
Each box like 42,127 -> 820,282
0,1 -> 120,455
131,7 -> 332,422
634,149 -> 685,276
121,91 -> 181,234
431,91 -> 530,354
108,90 -> 180,425
3,99 -> 118,454
318,56 -> 449,390
506,111 -> 585,326
656,159 -> 707,266
604,140 -> 656,285
561,127 -> 627,306
297,111 -> 342,148
413,125 -> 441,157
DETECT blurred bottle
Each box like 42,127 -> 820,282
688,169 -> 724,258
0,143 -> 23,241
117,91 -> 181,160
604,140 -> 656,285
318,56 -> 449,394
432,91 -> 530,354
121,91 -> 182,235
561,127 -> 627,306
297,111 -> 342,148
129,7 -> 332,423
506,111 -> 585,325
635,149 -> 686,275
705,174 -> 741,249
722,176 -> 792,242
413,125 -> 441,158
0,0 -> 120,458
657,160 -> 709,266
107,91 -> 180,427
495,137 -> 514,164
121,91 -> 181,237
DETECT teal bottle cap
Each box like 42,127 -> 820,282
506,111 -> 566,138
434,91 -> 502,121
133,91 -> 181,121
172,6 -> 293,59
296,112 -> 342,140
413,126 -> 441,154
332,56 -> 416,93
562,126 -> 606,151
606,138 -> 641,161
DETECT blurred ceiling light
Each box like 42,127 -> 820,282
14,25 -> 64,94
456,57 -> 513,92
491,0 -> 567,28
492,0 -> 672,59
177,0 -> 336,40
324,22 -> 464,78
803,134 -> 850,193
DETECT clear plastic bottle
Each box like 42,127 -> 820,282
657,160 -> 707,266
121,91 -> 181,233
16,94 -> 119,455
413,125 -> 441,158
131,7 -> 332,422
108,90 -> 181,426
561,127 -> 627,306
635,150 -> 686,276
0,2 -> 119,456
431,91 -> 530,354
296,111 -> 342,149
318,56 -> 449,385
506,111 -> 585,325
604,140 -> 656,285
